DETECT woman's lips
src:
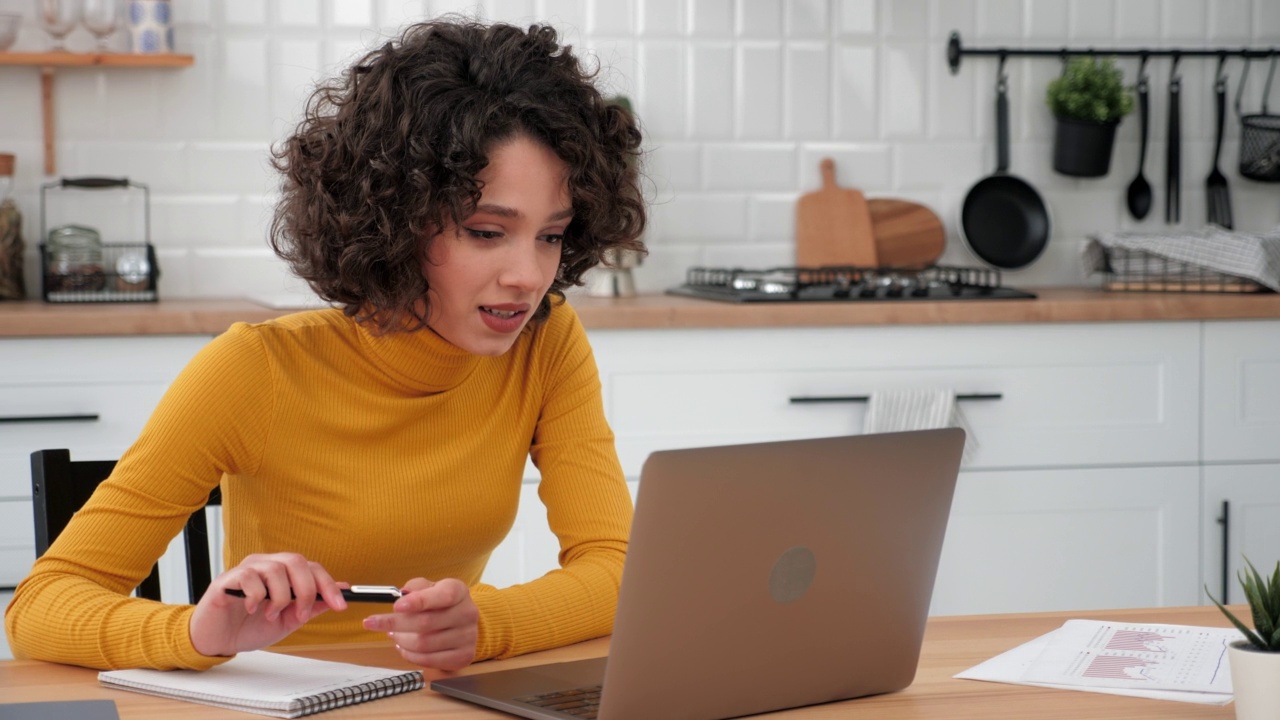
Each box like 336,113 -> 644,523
479,305 -> 527,333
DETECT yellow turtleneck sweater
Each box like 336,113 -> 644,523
5,301 -> 632,671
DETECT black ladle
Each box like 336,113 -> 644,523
1126,56 -> 1152,220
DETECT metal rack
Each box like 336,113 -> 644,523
947,31 -> 1280,74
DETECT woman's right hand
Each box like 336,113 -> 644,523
188,553 -> 348,657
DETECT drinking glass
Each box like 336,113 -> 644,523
82,0 -> 119,52
37,0 -> 82,51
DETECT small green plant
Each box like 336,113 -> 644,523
1206,557 -> 1280,652
1045,56 -> 1134,124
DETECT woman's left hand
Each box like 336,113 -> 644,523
362,577 -> 478,671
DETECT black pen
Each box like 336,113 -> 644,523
224,585 -> 403,603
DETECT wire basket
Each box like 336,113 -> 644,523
1237,55 -> 1280,182
39,177 -> 159,303
1099,246 -> 1267,293
40,242 -> 159,302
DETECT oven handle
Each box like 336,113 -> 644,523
0,413 -> 101,424
789,393 -> 1002,404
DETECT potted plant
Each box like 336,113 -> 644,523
1207,557 -> 1280,720
1045,56 -> 1134,177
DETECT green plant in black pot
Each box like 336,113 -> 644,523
1045,56 -> 1134,177
1206,557 -> 1280,719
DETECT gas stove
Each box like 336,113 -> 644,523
667,265 -> 1036,303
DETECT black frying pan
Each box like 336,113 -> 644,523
961,60 -> 1050,269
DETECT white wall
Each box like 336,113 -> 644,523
3,0 -> 1279,300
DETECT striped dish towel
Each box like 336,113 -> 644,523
1084,226 -> 1280,291
863,389 -> 975,459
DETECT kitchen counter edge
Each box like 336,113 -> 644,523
2,289 -> 1280,337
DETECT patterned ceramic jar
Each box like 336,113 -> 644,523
128,0 -> 171,53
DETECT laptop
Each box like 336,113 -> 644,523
431,429 -> 965,720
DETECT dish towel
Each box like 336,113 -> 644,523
863,389 -> 975,460
1083,226 -> 1280,291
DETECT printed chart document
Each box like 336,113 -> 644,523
99,651 -> 424,718
956,619 -> 1242,706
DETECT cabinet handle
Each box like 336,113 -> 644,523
0,414 -> 100,424
1217,500 -> 1230,605
789,393 -> 1003,404
0,585 -> 16,592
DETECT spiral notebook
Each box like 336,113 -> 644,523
98,651 -> 424,718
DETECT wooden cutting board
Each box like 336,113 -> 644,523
794,158 -> 877,267
868,199 -> 946,269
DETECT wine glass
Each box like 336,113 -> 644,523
82,0 -> 119,52
37,0 -> 82,51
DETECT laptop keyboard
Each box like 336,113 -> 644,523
515,685 -> 603,718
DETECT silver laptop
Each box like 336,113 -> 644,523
431,429 -> 965,720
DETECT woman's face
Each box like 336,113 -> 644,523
421,135 -> 571,356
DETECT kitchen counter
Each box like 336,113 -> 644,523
1,289 -> 1280,337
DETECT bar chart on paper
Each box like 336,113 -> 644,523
1023,620 -> 1242,693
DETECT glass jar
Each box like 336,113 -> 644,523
47,224 -> 107,293
0,153 -> 25,300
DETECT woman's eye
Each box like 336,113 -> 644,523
542,234 -> 565,245
464,228 -> 502,240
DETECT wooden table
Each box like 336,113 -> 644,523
0,606 -> 1238,718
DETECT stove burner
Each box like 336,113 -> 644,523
668,265 -> 1036,303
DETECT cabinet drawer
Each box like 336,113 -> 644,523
0,499 -> 34,587
0,336 -> 209,384
0,382 -> 176,496
588,322 -> 1200,474
931,466 -> 1200,616
1203,321 -> 1280,462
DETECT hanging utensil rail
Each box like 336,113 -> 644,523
947,32 -> 1278,74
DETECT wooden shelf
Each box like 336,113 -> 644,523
0,51 -> 193,67
0,52 -> 195,175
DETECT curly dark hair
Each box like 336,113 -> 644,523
269,17 -> 646,332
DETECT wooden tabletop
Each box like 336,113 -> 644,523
0,605 -> 1239,718
1,289 -> 1279,337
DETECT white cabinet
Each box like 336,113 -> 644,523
932,466 -> 1201,616
0,590 -> 12,659
0,336 -> 211,590
586,322 -> 1200,476
1201,320 -> 1280,606
1202,464 -> 1280,606
1203,321 -> 1280,463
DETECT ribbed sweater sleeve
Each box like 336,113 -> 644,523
471,306 -> 632,660
5,327 -> 272,670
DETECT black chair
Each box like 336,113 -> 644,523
30,449 -> 222,604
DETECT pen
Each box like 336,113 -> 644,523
224,585 -> 403,603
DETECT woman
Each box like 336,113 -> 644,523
5,17 -> 645,672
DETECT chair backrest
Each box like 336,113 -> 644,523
30,449 -> 222,605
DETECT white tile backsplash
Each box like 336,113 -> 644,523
690,0 -> 733,37
785,0 -> 829,38
737,0 -> 781,39
641,0 -> 687,36
1069,0 -> 1116,40
223,0 -> 268,26
334,0 -> 376,28
3,0 -> 1279,300
691,43 -> 735,139
785,44 -> 830,139
837,0 -> 877,36
1163,0 -> 1209,39
703,144 -> 797,191
589,0 -> 635,35
736,42 -> 783,138
277,0 -> 322,27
